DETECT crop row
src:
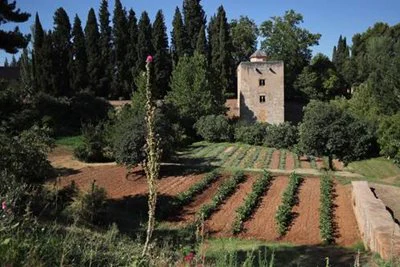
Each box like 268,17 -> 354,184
275,172 -> 302,236
319,173 -> 334,244
231,170 -> 273,234
244,147 -> 262,169
175,170 -> 220,207
293,154 -> 301,169
217,146 -> 239,166
279,150 -> 286,170
263,148 -> 275,169
196,171 -> 246,222
229,147 -> 251,167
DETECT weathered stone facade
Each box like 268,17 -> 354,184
237,51 -> 284,124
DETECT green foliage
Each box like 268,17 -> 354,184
232,170 -> 272,234
378,114 -> 400,165
136,11 -> 154,73
230,16 -> 259,65
66,180 -> 108,225
0,126 -> 54,184
70,15 -> 88,92
275,173 -> 302,236
319,173 -> 334,244
183,0 -> 206,53
260,10 -> 321,98
295,53 -> 346,100
194,115 -> 233,142
171,7 -> 189,63
234,122 -> 268,146
197,171 -> 245,221
98,0 -> 113,97
176,170 -> 220,207
74,123 -> 114,163
263,122 -> 298,149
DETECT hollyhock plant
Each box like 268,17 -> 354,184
2,201 -> 7,211
146,55 -> 153,63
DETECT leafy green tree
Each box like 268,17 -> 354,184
52,8 -> 72,96
298,101 -> 375,169
98,0 -> 112,98
171,7 -> 189,63
378,114 -> 400,165
260,10 -> 321,99
152,10 -> 171,99
0,0 -> 30,53
136,12 -> 153,72
230,16 -> 259,65
112,0 -> 129,99
295,53 -> 345,100
194,115 -> 232,142
85,8 -> 102,96
183,0 -> 206,54
167,53 -> 214,131
71,15 -> 88,92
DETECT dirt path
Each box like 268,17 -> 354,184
334,182 -> 361,246
281,178 -> 321,245
269,150 -> 280,169
285,152 -> 295,171
241,176 -> 288,240
206,175 -> 258,236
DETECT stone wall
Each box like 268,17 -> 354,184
352,181 -> 400,260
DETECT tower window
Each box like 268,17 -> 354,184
259,95 -> 266,103
259,79 -> 265,86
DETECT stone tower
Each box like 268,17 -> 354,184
237,50 -> 284,124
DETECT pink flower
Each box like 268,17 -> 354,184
146,55 -> 153,63
184,252 -> 195,263
2,201 -> 6,211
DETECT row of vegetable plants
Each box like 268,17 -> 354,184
293,154 -> 301,169
229,147 -> 252,168
204,144 -> 228,159
310,157 -> 318,169
196,171 -> 246,222
231,170 -> 273,234
319,173 -> 335,244
263,148 -> 275,169
175,170 -> 220,207
244,146 -> 262,169
238,147 -> 257,168
279,150 -> 286,170
217,146 -> 239,166
275,172 -> 303,236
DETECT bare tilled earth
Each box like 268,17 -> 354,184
206,175 -> 258,236
269,150 -> 281,169
300,157 -> 312,169
285,152 -> 295,170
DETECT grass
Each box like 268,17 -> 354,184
55,135 -> 84,149
347,157 -> 400,182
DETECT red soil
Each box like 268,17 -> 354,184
300,156 -> 312,169
241,176 -> 289,240
333,182 -> 361,246
285,152 -> 295,170
316,158 -> 325,169
333,160 -> 344,171
269,150 -> 281,169
206,175 -> 258,236
55,165 -> 203,199
281,178 -> 321,245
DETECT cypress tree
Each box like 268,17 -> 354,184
183,0 -> 206,54
195,25 -> 207,56
10,55 -> 17,67
127,9 -> 138,89
71,15 -> 88,92
85,8 -> 102,96
52,8 -> 72,96
171,7 -> 189,63
4,58 -> 9,67
112,0 -> 129,98
333,35 -> 351,85
99,0 -> 112,97
0,0 -> 30,53
152,10 -> 171,99
40,31 -> 56,94
136,11 -> 153,73
20,48 -> 34,95
33,13 -> 45,91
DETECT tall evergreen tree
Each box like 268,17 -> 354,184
195,25 -> 207,56
10,55 -> 17,67
127,9 -> 138,89
183,0 -> 206,54
52,8 -> 72,96
171,7 -> 189,63
85,8 -> 102,96
40,31 -> 56,94
98,0 -> 112,97
0,0 -> 30,53
4,58 -> 9,67
136,11 -> 153,73
19,48 -> 34,95
71,15 -> 88,92
152,10 -> 171,99
112,0 -> 129,98
32,13 -> 45,91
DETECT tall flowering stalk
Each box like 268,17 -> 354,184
142,55 -> 162,256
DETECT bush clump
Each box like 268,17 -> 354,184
194,115 -> 233,142
263,122 -> 299,149
234,122 -> 268,145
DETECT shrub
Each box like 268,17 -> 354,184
275,172 -> 302,236
234,122 -> 268,145
319,173 -> 334,244
194,115 -> 233,142
74,123 -> 114,163
232,170 -> 272,234
378,113 -> 400,165
66,180 -> 108,225
263,122 -> 298,149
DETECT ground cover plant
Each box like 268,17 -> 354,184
319,173 -> 334,244
231,170 -> 273,234
275,172 -> 303,236
264,148 -> 275,169
244,146 -> 262,169
196,171 -> 245,221
279,150 -> 286,170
